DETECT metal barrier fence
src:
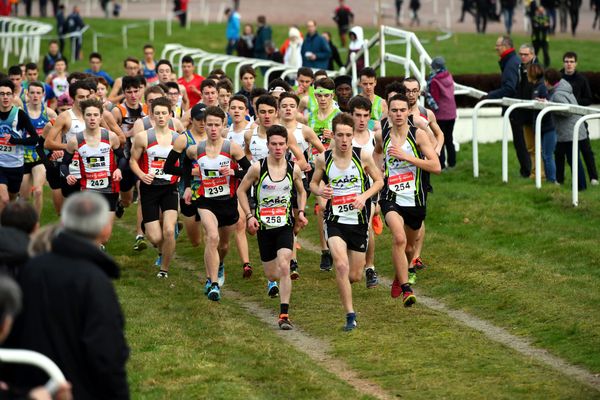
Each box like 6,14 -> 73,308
0,17 -> 53,68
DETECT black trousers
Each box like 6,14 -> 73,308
532,39 -> 550,67
510,117 -> 531,177
555,140 -> 587,190
438,119 -> 456,168
580,135 -> 599,180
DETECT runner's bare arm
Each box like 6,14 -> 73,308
292,164 -> 308,220
288,141 -> 309,171
129,131 -> 150,182
102,111 -> 126,145
108,77 -> 124,104
414,129 -> 442,174
426,109 -> 444,155
45,113 -> 68,150
236,162 -> 261,218
309,154 -> 327,195
303,125 -> 325,153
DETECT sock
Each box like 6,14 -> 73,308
136,234 -> 144,240
322,250 -> 330,255
280,303 -> 289,315
401,283 -> 412,293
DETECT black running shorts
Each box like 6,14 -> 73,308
180,197 -> 200,220
379,199 -> 426,231
0,166 -> 24,194
139,183 -> 179,223
324,221 -> 368,253
257,225 -> 294,262
197,197 -> 239,227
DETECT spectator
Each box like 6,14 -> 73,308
410,0 -> 421,26
254,15 -> 273,60
84,52 -> 114,87
237,24 -> 255,58
10,192 -> 130,399
515,43 -> 539,178
177,55 -> 204,107
64,5 -> 84,61
395,0 -> 404,25
458,0 -> 476,23
225,7 -> 240,55
475,0 -> 488,33
301,20 -> 331,70
0,201 -> 37,278
486,36 -> 530,178
593,0 -> 600,29
42,40 -> 62,77
528,63 -> 557,183
558,0 -> 569,32
56,4 -> 65,54
332,0 -> 353,47
500,0 -> 516,34
545,68 -> 587,190
282,27 -> 304,70
568,0 -> 581,35
322,32 -> 343,71
531,5 -> 550,67
561,51 -> 598,185
174,0 -> 188,27
426,57 -> 457,169
541,0 -> 557,33
347,26 -> 365,76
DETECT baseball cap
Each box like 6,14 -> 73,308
190,103 -> 208,120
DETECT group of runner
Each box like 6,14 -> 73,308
0,55 -> 443,331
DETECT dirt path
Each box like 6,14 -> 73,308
297,237 -> 600,392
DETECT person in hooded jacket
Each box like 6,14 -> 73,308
9,192 -> 130,399
426,57 -> 457,169
347,26 -> 364,77
544,68 -> 587,190
282,27 -> 304,70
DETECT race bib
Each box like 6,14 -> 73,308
389,172 -> 415,194
86,171 -> 109,189
259,206 -> 287,228
203,176 -> 229,198
69,152 -> 81,177
332,193 -> 357,217
150,158 -> 167,177
0,135 -> 14,153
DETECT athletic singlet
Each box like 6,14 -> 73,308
141,115 -> 175,131
180,130 -> 202,200
117,103 -> 147,138
381,125 -> 425,207
23,103 -> 49,163
66,110 -> 85,179
408,105 -> 429,128
248,126 -> 268,164
352,130 -> 375,185
323,147 -> 370,225
0,107 -> 25,168
227,121 -> 252,150
371,95 -> 384,121
197,139 -> 237,200
141,60 -> 159,85
307,107 -> 340,155
139,128 -> 179,185
288,122 -> 309,179
255,158 -> 294,230
76,129 -> 118,193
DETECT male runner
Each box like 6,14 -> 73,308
129,97 -> 180,278
108,57 -> 141,104
358,67 -> 388,126
155,59 -> 189,111
21,81 -> 57,216
374,93 -> 441,305
177,55 -> 204,107
310,113 -> 383,331
0,79 -> 39,213
238,125 -> 309,330
183,106 -> 251,301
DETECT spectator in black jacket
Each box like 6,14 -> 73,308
322,31 -> 343,71
10,192 -> 130,400
42,40 -> 62,77
561,51 -> 598,185
64,6 -> 84,61
515,44 -> 539,178
487,36 -> 531,178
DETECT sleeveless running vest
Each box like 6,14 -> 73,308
23,103 -> 49,164
197,139 -> 237,200
139,128 -> 179,185
141,60 -> 159,86
323,147 -> 370,225
381,125 -> 425,207
248,126 -> 268,163
65,110 -> 85,179
180,130 -> 202,200
76,129 -> 118,193
141,115 -> 175,131
307,107 -> 340,156
0,107 -> 25,168
227,121 -> 252,150
117,103 -> 147,138
255,158 -> 294,230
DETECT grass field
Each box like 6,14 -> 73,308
11,17 -> 600,399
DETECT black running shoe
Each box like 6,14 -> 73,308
320,251 -> 332,272
290,259 -> 300,280
115,201 -> 125,219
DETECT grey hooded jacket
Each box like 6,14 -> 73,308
548,79 -> 586,142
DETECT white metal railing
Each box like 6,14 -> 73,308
472,97 -> 600,206
0,349 -> 67,395
0,17 -> 53,68
572,114 -> 600,206
161,44 -> 341,92
121,20 -> 154,50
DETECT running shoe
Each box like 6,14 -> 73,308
402,289 -> 416,307
154,255 -> 162,268
391,277 -> 402,298
320,251 -> 332,272
156,270 -> 168,278
408,270 -> 417,285
115,201 -> 125,219
133,235 -> 147,251
242,262 -> 253,279
267,280 -> 279,298
412,257 -> 427,270
290,259 -> 300,280
207,285 -> 221,301
365,267 -> 379,288
344,313 -> 357,331
278,314 -> 293,330
372,214 -> 383,235
218,263 -> 225,287
204,279 -> 212,295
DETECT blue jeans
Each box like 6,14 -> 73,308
502,8 -> 514,34
542,130 -> 557,182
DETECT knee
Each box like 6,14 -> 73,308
218,241 -> 229,253
32,186 -> 43,199
146,231 -> 161,246
335,261 -> 350,277
392,233 -> 407,248
205,231 -> 219,247
349,269 -> 362,283
190,237 -> 202,248
405,243 -> 415,256
163,225 -> 175,240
